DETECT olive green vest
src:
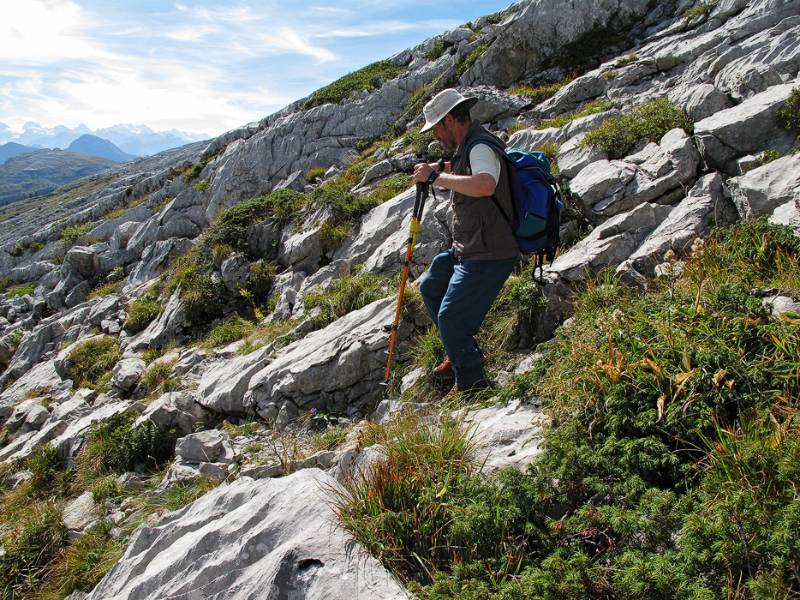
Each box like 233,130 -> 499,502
450,123 -> 519,260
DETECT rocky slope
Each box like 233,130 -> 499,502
0,0 -> 798,598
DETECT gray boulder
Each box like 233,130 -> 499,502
86,469 -> 408,600
557,133 -> 608,179
571,128 -> 699,221
244,297 -> 414,420
195,346 -> 272,415
125,238 -> 194,290
728,154 -> 800,219
134,392 -> 206,435
220,253 -> 250,293
694,81 -> 798,174
617,173 -> 738,278
175,430 -> 235,464
669,83 -> 734,123
62,491 -> 99,532
549,202 -> 674,282
63,246 -> 100,280
112,358 -> 146,393
770,192 -> 800,234
460,399 -> 543,475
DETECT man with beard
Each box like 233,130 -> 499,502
412,88 -> 519,395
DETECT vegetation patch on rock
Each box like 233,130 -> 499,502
581,97 -> 690,159
302,60 -> 407,110
65,336 -> 121,390
342,219 -> 800,599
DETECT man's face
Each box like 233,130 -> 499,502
432,116 -> 457,153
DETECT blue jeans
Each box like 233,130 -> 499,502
419,249 -> 518,388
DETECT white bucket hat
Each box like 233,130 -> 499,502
420,88 -> 478,132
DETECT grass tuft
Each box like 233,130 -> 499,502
302,60 -> 407,110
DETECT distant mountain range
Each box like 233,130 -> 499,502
66,134 -> 137,163
0,149 -> 115,205
0,142 -> 38,165
0,122 -> 209,157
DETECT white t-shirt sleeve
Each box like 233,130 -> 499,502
468,143 -> 502,185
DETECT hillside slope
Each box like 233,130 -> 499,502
0,0 -> 798,598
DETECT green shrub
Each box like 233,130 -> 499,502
135,477 -> 218,514
581,97 -> 690,159
754,149 -> 783,167
319,220 -> 352,254
202,316 -> 252,348
304,167 -> 327,181
141,359 -> 178,392
165,249 -> 227,329
425,40 -> 452,61
247,260 -> 276,303
125,291 -> 161,333
60,223 -> 91,246
77,411 -> 178,476
205,190 -> 306,255
312,178 -> 381,224
369,174 -> 412,204
456,44 -> 488,78
619,52 -> 638,65
603,69 -> 619,79
404,129 -> 436,156
9,239 -> 44,257
45,520 -> 124,597
777,86 -> 800,133
354,219 -> 800,598
65,336 -> 121,389
303,60 -> 407,110
193,179 -> 209,192
7,284 -> 34,297
682,0 -> 717,20
181,160 -> 207,183
536,100 -> 618,130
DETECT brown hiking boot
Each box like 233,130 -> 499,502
440,379 -> 491,402
430,358 -> 454,386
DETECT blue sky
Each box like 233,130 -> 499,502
1,0 -> 512,137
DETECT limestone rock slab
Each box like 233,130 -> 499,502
86,469 -> 408,600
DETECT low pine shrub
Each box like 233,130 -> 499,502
202,315 -> 252,348
7,284 -> 34,297
60,223 -> 91,246
351,219 -> 800,598
511,76 -> 574,106
205,190 -> 306,256
456,44 -> 488,78
77,411 -> 178,477
777,86 -> 800,133
581,97 -> 690,159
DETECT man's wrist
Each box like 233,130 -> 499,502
437,158 -> 446,173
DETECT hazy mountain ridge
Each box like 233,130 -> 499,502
67,134 -> 137,163
0,149 -> 116,206
0,122 -> 208,157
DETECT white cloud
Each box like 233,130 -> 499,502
260,28 -> 336,62
314,19 -> 460,38
0,0 -> 109,63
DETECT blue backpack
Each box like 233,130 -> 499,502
466,137 -> 564,280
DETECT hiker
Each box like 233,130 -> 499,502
412,88 -> 519,394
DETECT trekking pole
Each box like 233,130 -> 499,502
383,176 -> 433,385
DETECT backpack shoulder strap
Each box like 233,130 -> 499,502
463,135 -> 515,225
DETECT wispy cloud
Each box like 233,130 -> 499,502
0,0 -> 509,136
314,19 -> 462,39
